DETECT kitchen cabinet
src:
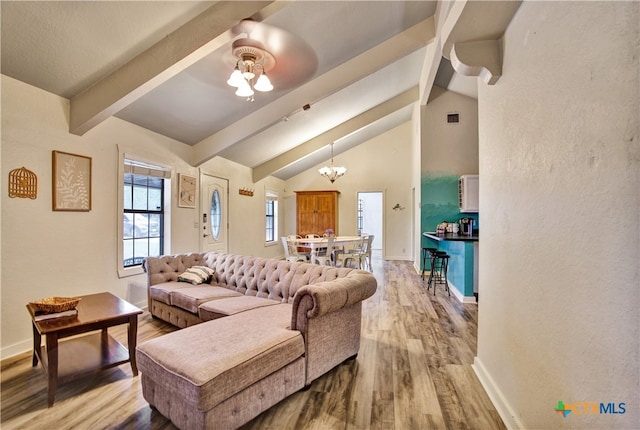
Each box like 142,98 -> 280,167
458,175 -> 479,213
295,191 -> 339,237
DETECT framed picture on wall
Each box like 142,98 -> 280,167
178,174 -> 196,208
52,150 -> 92,211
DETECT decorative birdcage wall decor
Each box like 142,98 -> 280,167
8,167 -> 37,199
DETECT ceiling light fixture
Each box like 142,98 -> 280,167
319,142 -> 346,183
227,37 -> 274,102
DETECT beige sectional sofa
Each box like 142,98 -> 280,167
136,252 -> 377,430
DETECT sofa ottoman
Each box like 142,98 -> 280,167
136,304 -> 305,430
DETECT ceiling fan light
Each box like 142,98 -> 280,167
241,62 -> 255,80
235,79 -> 254,97
254,73 -> 273,92
229,33 -> 277,101
255,75 -> 273,92
227,67 -> 244,87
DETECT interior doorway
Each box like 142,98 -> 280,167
357,192 -> 383,250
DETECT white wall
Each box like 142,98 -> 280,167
474,2 -> 639,428
0,75 -> 285,359
284,122 -> 414,260
412,103 -> 423,271
422,86 -> 479,175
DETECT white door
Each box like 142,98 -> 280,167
200,172 -> 228,253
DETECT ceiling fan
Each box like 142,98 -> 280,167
225,18 -> 318,99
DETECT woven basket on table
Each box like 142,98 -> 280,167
29,297 -> 81,313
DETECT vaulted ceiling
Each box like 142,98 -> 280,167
1,1 -> 520,181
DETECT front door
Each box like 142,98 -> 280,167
200,172 -> 228,253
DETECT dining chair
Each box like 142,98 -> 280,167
334,236 -> 368,269
311,236 -> 335,265
281,237 -> 309,263
305,234 -> 320,238
362,234 -> 374,271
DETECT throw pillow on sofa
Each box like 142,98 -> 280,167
177,266 -> 215,285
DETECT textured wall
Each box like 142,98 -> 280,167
475,2 -> 639,428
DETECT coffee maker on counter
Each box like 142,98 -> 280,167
459,217 -> 474,236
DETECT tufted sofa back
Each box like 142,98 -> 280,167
144,252 -> 357,303
144,253 -> 205,286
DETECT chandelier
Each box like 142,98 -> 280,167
319,142 -> 346,183
227,37 -> 274,102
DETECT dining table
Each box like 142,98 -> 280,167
291,236 -> 362,264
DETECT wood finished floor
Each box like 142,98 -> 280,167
1,253 -> 505,430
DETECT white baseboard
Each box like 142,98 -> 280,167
2,303 -> 149,362
472,357 -> 523,430
385,255 -> 412,261
414,272 -> 476,303
2,339 -> 32,361
447,280 -> 477,303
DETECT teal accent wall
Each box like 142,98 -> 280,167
420,174 -> 460,236
420,174 -> 479,259
421,174 -> 457,269
420,173 -> 479,290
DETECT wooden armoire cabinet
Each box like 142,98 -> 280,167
295,190 -> 339,237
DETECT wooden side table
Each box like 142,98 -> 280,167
27,292 -> 143,407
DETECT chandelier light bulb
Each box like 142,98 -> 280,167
334,166 -> 347,175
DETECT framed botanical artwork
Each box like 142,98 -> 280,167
178,174 -> 196,208
52,150 -> 92,211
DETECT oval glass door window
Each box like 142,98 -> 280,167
210,189 -> 221,240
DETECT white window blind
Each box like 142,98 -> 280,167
124,159 -> 171,179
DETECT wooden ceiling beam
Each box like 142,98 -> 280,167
69,2 -> 281,136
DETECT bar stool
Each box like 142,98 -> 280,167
421,247 -> 438,280
427,251 -> 450,296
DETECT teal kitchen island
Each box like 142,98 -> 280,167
423,232 -> 479,303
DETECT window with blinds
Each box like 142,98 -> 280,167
265,190 -> 278,243
123,159 -> 170,267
